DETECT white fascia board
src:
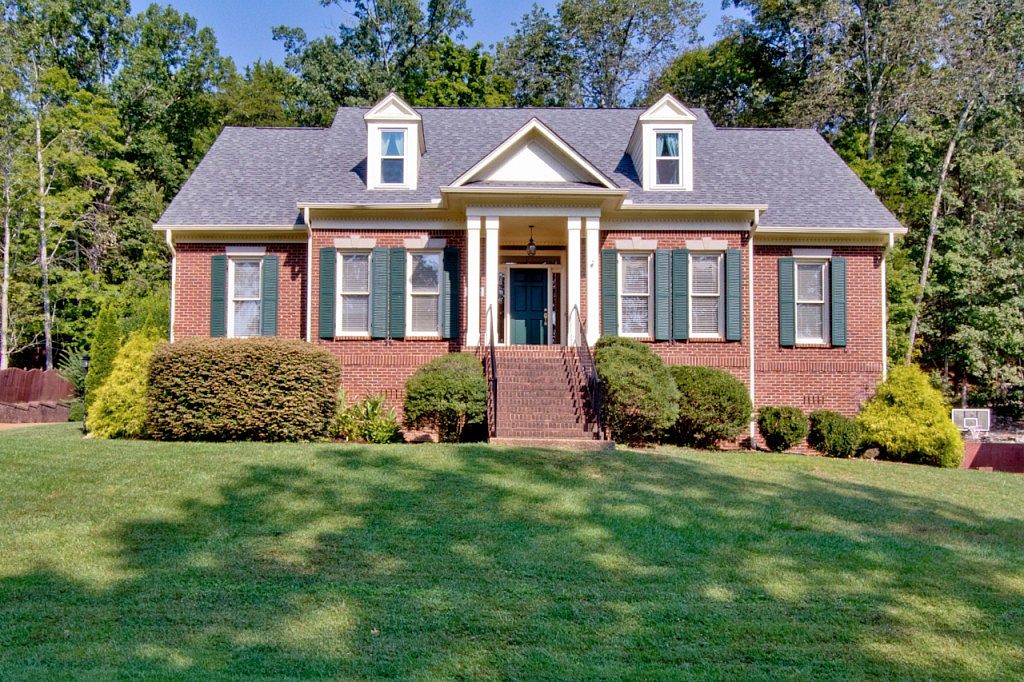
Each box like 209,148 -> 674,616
154,223 -> 306,231
757,225 -> 908,235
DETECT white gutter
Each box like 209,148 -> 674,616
756,225 -> 907,236
152,223 -> 305,232
305,207 -> 313,343
748,210 -> 758,447
881,232 -> 894,380
165,229 -> 176,343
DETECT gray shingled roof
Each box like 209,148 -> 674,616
157,106 -> 902,231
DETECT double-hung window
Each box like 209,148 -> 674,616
690,253 -> 724,337
619,252 -> 652,336
381,130 -> 405,185
337,252 -> 371,335
408,251 -> 441,335
228,258 -> 262,338
655,131 -> 681,186
796,260 -> 829,344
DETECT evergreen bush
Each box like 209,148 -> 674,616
86,330 -> 163,439
857,365 -> 963,468
757,406 -> 809,452
808,410 -> 861,458
84,302 -> 122,413
403,353 -> 487,442
147,338 -> 342,442
670,365 -> 751,447
594,337 -> 679,445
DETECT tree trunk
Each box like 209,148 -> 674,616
34,101 -> 52,370
1,170 -> 11,370
905,102 -> 973,363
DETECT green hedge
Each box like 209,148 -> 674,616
808,410 -> 861,458
594,337 -> 679,445
86,330 -> 164,439
757,406 -> 808,452
404,353 -> 487,442
147,338 -> 342,442
670,365 -> 751,447
858,365 -> 963,468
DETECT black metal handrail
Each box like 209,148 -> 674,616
568,305 -> 604,439
485,307 -> 498,438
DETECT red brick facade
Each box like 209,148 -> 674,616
172,228 -> 886,433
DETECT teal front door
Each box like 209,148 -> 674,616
509,268 -> 548,344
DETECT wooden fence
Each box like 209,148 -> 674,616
0,369 -> 75,423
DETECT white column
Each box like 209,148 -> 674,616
566,215 -> 582,345
465,216 -> 481,346
484,215 -> 500,344
584,216 -> 600,346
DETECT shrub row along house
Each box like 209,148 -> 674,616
156,93 -> 905,445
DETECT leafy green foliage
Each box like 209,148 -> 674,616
84,303 -> 121,412
403,353 -> 486,443
147,338 -> 342,442
858,365 -> 963,468
57,344 -> 87,395
757,406 -> 808,452
808,410 -> 861,458
594,337 -> 679,445
85,330 -> 163,439
331,393 -> 402,444
670,365 -> 751,447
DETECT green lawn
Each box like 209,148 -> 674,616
1,425 -> 1023,680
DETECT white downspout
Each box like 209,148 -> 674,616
165,228 -> 176,343
748,210 -> 758,447
881,232 -> 893,380
305,207 -> 312,343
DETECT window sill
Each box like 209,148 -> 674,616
334,333 -> 371,339
794,342 -> 832,349
687,336 -> 727,343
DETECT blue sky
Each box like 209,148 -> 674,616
128,1 -> 744,69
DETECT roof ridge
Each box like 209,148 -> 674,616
223,125 -> 327,131
717,126 -> 817,132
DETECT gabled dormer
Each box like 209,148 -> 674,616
364,93 -> 423,190
627,93 -> 696,191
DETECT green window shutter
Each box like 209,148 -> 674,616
318,247 -> 336,339
778,257 -> 795,347
210,255 -> 227,337
830,256 -> 847,347
370,247 -> 390,339
442,247 -> 460,340
260,255 -> 279,336
601,249 -> 618,337
389,248 -> 406,339
725,249 -> 742,341
654,249 -> 672,341
672,249 -> 689,341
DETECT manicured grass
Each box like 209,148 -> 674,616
2,425 -> 1023,679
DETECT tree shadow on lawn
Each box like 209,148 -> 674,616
2,445 -> 1023,679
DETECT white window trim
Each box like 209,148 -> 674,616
653,129 -> 682,188
335,250 -> 372,338
689,252 -> 725,339
226,256 -> 262,339
618,251 -> 653,338
794,258 -> 830,345
380,128 -> 407,187
406,250 -> 443,338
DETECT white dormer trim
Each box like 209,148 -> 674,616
450,118 -> 618,189
364,93 -> 422,191
628,93 -> 696,192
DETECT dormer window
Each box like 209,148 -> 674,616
381,130 -> 406,185
655,132 -> 681,186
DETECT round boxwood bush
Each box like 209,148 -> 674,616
147,338 -> 342,442
857,365 -> 963,468
87,330 -> 164,439
670,365 -> 751,448
757,406 -> 808,452
404,353 -> 487,442
594,336 -> 679,445
808,409 -> 861,458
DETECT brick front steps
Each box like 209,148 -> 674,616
489,345 -> 612,449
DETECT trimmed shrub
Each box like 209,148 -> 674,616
808,410 -> 861,458
670,365 -> 751,447
594,337 -> 679,445
86,330 -> 164,439
404,353 -> 487,442
331,393 -> 402,444
147,338 -> 342,442
857,365 -> 963,468
85,302 -> 121,413
757,406 -> 808,452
